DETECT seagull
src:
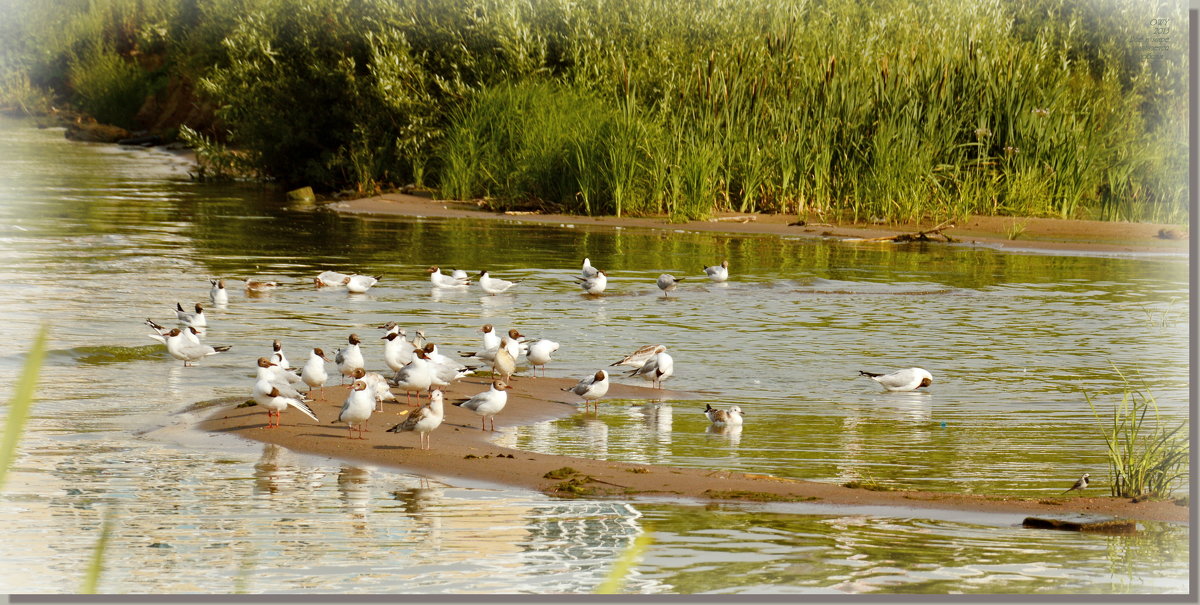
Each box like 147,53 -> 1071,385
175,302 -> 207,328
626,351 -> 674,389
576,270 -> 607,295
378,321 -> 403,336
526,339 -> 559,377
610,345 -> 667,369
478,270 -> 519,296
387,390 -> 445,450
252,383 -> 319,429
420,343 -> 476,388
562,370 -> 609,413
450,268 -> 470,282
859,368 -> 934,392
164,328 -> 230,366
254,357 -> 305,400
580,257 -> 599,279
314,270 -> 352,287
492,338 -> 518,383
427,266 -> 469,288
209,279 -> 229,305
300,347 -> 332,391
702,260 -> 730,282
351,367 -> 397,411
452,381 -> 512,431
146,319 -> 200,345
270,339 -> 291,370
334,334 -> 365,383
383,330 -> 417,372
392,348 -> 435,404
458,324 -> 502,361
333,379 -> 374,439
656,274 -> 684,297
1062,473 -> 1090,494
244,279 -> 278,293
347,274 -> 381,293
704,403 -> 744,427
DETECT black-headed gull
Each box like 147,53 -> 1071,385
576,270 -> 607,295
625,351 -> 674,389
392,348 -> 435,404
562,370 -> 609,413
610,344 -> 667,369
704,403 -> 744,427
656,274 -> 684,296
300,347 -> 331,390
702,260 -> 730,282
209,279 -> 229,305
252,383 -> 319,429
383,330 -> 416,372
334,334 -> 365,384
334,379 -> 374,439
146,319 -> 201,345
244,279 -> 278,294
526,339 -> 559,377
314,270 -> 352,287
270,339 -> 291,370
459,324 -> 502,361
452,381 -> 511,431
254,357 -> 305,400
580,257 -> 599,279
164,328 -> 230,366
450,268 -> 471,282
387,390 -> 445,449
175,302 -> 207,328
420,343 -> 475,388
858,367 -> 933,392
351,367 -> 397,411
478,270 -> 519,295
347,274 -> 380,293
427,266 -> 469,288
1062,473 -> 1090,494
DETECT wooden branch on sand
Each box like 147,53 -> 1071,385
843,219 -> 958,243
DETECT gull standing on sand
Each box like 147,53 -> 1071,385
452,381 -> 512,431
388,390 -> 445,449
563,370 -> 610,413
1062,473 -> 1090,494
859,368 -> 933,392
392,348 -> 435,404
383,330 -> 416,372
164,328 -> 231,366
704,403 -> 744,427
478,270 -> 519,296
492,338 -> 517,383
577,270 -> 607,295
347,274 -> 380,293
334,379 -> 375,439
300,347 -> 331,390
610,345 -> 667,370
427,266 -> 470,288
254,357 -> 305,400
351,367 -> 397,411
526,339 -> 559,377
175,302 -> 207,328
252,381 -> 319,429
335,334 -> 365,383
270,339 -> 291,370
702,260 -> 730,282
420,343 -> 475,388
209,279 -> 228,305
626,350 -> 674,389
459,324 -> 502,361
656,274 -> 684,297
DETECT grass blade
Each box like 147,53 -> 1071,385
0,324 -> 48,491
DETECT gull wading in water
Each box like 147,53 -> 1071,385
164,328 -> 230,366
346,274 -> 381,294
244,279 -> 278,294
626,350 -> 674,389
175,302 -> 207,328
704,403 -> 744,427
427,266 -> 470,289
478,270 -> 519,296
452,381 -> 511,431
388,389 -> 445,450
656,274 -> 684,297
858,368 -> 933,392
146,319 -> 201,345
580,257 -> 599,280
576,270 -> 607,295
209,278 -> 229,305
314,270 -> 352,287
702,260 -> 730,283
334,379 -> 375,439
563,370 -> 610,414
610,345 -> 667,370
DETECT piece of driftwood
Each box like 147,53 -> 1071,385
707,215 -> 757,223
1022,515 -> 1138,535
844,219 -> 958,243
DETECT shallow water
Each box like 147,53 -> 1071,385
0,116 -> 1188,594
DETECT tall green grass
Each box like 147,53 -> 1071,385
1085,366 -> 1188,500
0,325 -> 47,491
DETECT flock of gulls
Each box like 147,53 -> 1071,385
144,258 -> 936,453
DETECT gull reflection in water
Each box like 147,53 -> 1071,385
706,423 -> 743,448
337,465 -> 372,533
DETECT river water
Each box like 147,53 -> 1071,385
0,116 -> 1188,594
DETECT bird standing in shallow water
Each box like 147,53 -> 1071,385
209,279 -> 228,305
563,370 -> 610,414
656,274 -> 684,297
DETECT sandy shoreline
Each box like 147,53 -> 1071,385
199,375 -> 1188,525
326,193 -> 1189,256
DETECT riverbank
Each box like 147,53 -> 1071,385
328,193 -> 1190,256
199,376 -> 1189,524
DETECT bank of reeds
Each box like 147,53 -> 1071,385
0,0 -> 1188,223
1085,366 -> 1188,500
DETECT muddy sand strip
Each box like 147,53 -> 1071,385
200,375 -> 1188,524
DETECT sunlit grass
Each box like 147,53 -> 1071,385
0,324 -> 47,491
595,529 -> 653,594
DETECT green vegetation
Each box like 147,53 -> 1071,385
0,325 -> 47,491
0,0 -> 1188,223
595,530 -> 653,594
1085,366 -> 1188,500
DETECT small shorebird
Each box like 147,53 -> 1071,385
858,368 -> 933,392
1062,473 -> 1090,494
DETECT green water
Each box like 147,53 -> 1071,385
0,115 -> 1188,594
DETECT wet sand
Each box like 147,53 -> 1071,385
327,193 -> 1189,255
199,375 -> 1188,524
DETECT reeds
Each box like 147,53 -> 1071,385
1085,365 -> 1189,500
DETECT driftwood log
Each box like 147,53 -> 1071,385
843,219 -> 958,243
